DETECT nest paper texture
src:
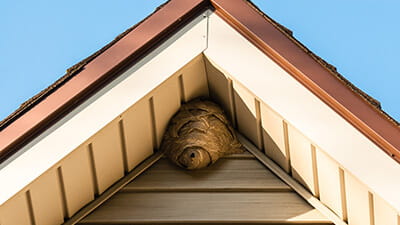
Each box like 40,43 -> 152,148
161,99 -> 243,170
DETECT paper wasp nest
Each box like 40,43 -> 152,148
160,99 -> 243,170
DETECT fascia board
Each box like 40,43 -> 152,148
204,12 -> 400,212
210,0 -> 400,163
0,0 -> 208,163
0,11 -> 209,205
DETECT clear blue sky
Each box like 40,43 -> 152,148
1,0 -> 399,122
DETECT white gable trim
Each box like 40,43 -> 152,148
1,9 -> 399,225
0,11 -> 209,205
204,12 -> 400,213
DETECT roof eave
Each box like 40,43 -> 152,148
0,0 -> 210,163
210,0 -> 400,162
1,0 -> 399,164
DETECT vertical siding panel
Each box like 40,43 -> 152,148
288,125 -> 317,195
398,214 -> 400,225
0,192 -> 31,225
149,97 -> 158,151
316,150 -> 345,219
178,75 -> 186,103
260,104 -> 290,172
123,99 -> 154,171
29,170 -> 64,225
56,167 -> 68,220
204,57 -> 233,122
233,82 -> 259,148
369,192 -> 376,225
227,79 -> 237,128
91,121 -> 125,194
61,146 -> 94,217
345,172 -> 372,225
181,55 -> 209,101
311,145 -> 320,197
152,78 -> 181,149
339,168 -> 348,221
255,99 -> 264,150
373,195 -> 398,225
118,120 -> 129,173
26,191 -> 35,225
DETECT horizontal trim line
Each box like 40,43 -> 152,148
119,187 -> 293,193
160,154 -> 255,160
78,219 -> 332,225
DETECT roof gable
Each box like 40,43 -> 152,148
1,0 -> 399,165
0,0 -> 208,162
1,1 -> 399,225
0,12 -> 210,224
211,0 -> 400,161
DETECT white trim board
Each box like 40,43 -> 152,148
204,12 -> 400,212
0,11 -> 209,205
1,8 -> 399,218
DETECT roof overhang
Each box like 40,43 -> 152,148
1,1 -> 399,225
1,1 -> 399,166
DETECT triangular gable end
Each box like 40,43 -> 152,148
77,150 -> 333,224
1,1 -> 399,225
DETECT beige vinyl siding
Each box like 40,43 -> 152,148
261,104 -> 290,172
78,153 -> 331,224
288,125 -> 318,196
0,11 -> 208,209
60,146 -> 94,217
233,82 -> 260,149
89,121 -> 125,195
0,53 -> 209,225
204,53 -> 399,225
316,150 -> 347,220
2,10 -> 399,225
205,12 -> 400,216
0,192 -> 31,225
121,98 -> 154,172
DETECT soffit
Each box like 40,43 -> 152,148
0,12 -> 209,206
210,0 -> 400,163
203,13 -> 400,212
0,0 -> 208,163
0,1 -> 399,224
0,0 -> 399,165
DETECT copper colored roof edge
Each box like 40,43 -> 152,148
244,0 -> 400,130
245,0 -> 400,128
3,0 -> 394,131
0,0 -> 172,131
210,0 -> 400,162
5,0 -> 395,133
0,0 -> 209,162
1,0 -> 399,164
